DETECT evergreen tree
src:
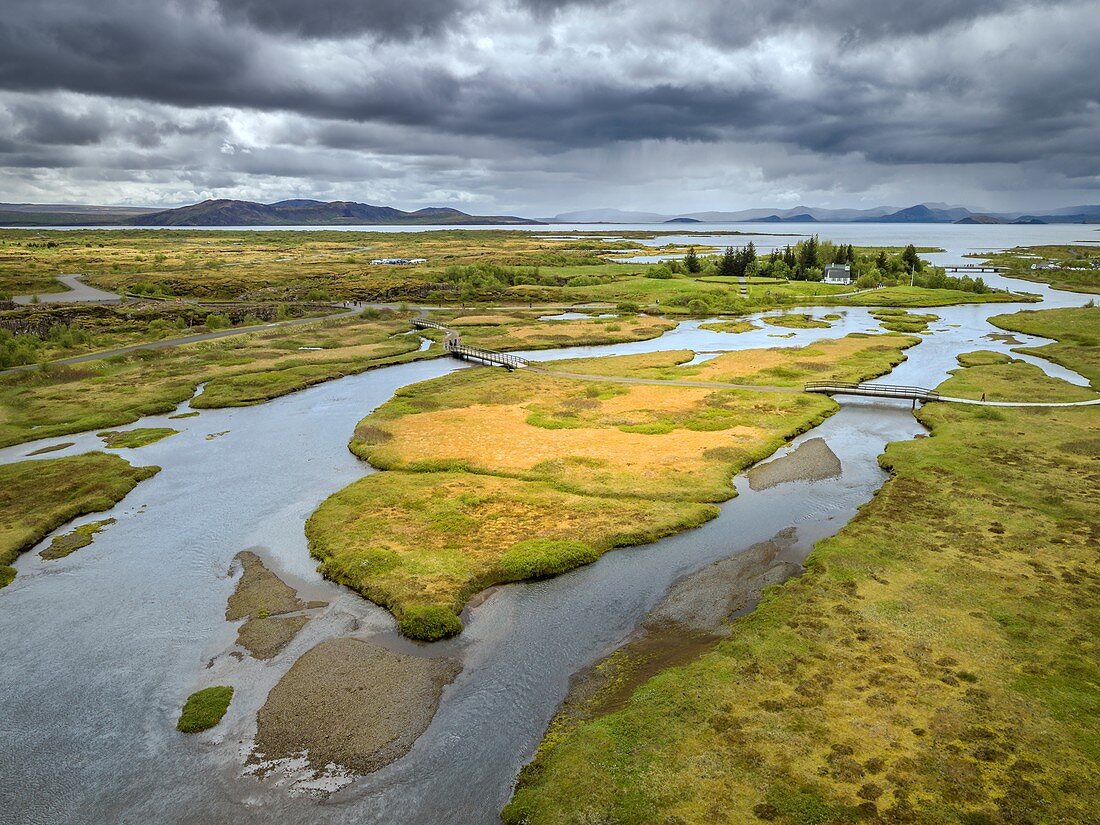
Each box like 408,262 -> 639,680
902,243 -> 921,273
719,246 -> 738,277
684,246 -> 701,273
799,235 -> 819,273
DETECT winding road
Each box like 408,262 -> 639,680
13,274 -> 123,305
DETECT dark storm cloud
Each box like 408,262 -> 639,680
0,0 -> 1097,209
214,0 -> 469,40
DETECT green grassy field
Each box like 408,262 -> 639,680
0,452 -> 159,587
504,309 -> 1100,825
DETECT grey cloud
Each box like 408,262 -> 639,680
213,0 -> 469,40
0,0 -> 1097,211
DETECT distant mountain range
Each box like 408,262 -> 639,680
3,199 -> 1099,227
0,199 -> 541,227
546,203 -> 1100,224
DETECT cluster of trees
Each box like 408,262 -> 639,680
684,236 -> 991,294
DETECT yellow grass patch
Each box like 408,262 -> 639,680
378,400 -> 767,498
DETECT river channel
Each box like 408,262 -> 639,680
0,266 -> 1092,824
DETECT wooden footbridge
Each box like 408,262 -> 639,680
411,320 -> 1099,408
412,318 -> 530,370
804,381 -> 941,402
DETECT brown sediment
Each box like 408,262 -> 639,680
984,332 -> 1023,344
226,551 -> 307,620
227,551 -> 325,659
746,437 -> 841,490
252,637 -> 461,775
547,530 -> 802,733
235,615 -> 311,660
25,442 -> 75,456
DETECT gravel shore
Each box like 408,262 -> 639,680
253,638 -> 461,775
747,437 -> 841,490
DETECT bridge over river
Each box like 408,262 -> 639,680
412,320 -> 1100,408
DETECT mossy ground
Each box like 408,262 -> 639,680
762,313 -> 831,329
0,452 -> 158,587
990,306 -> 1100,387
699,320 -> 760,333
308,335 -> 917,639
871,309 -> 939,334
0,312 -> 431,448
39,518 -> 115,560
176,686 -> 234,733
504,309 -> 1100,825
434,310 -> 675,351
98,427 -> 179,448
548,333 -> 918,388
308,471 -> 716,640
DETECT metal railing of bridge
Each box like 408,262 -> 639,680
412,319 -> 452,332
804,381 -> 940,401
412,318 -> 529,370
445,339 -> 529,370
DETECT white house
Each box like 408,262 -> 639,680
823,263 -> 853,284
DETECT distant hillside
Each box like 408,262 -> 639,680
544,203 -> 1100,225
130,199 -> 541,227
0,202 -> 159,226
956,215 -> 1007,225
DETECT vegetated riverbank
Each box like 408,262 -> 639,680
0,452 -> 159,587
430,309 -> 675,351
699,320 -> 760,333
762,313 -> 832,329
978,245 -> 1100,294
306,334 -> 917,639
504,307 -> 1100,825
0,310 -> 434,448
990,306 -> 1100,387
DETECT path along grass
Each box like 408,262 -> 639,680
503,307 -> 1100,825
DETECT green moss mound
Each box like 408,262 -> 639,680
177,686 -> 234,733
398,605 -> 464,641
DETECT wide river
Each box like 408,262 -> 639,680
0,226 -> 1094,824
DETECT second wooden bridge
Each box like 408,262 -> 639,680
804,381 -> 941,402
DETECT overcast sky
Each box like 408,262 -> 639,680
1,0 -> 1098,215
